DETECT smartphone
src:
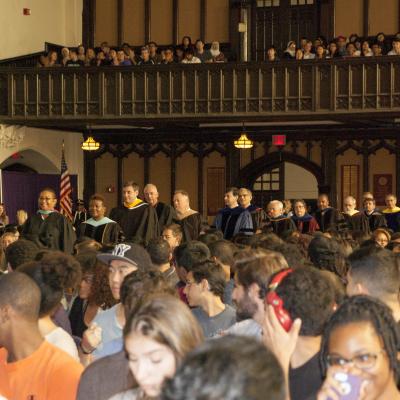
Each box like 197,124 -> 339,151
327,372 -> 363,400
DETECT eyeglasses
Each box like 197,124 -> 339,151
326,350 -> 385,370
39,197 -> 55,201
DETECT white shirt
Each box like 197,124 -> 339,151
45,327 -> 79,361
182,56 -> 201,64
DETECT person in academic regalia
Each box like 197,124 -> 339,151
382,194 -> 400,233
73,199 -> 88,230
261,200 -> 297,237
109,181 -> 159,245
313,194 -> 344,232
143,183 -> 176,233
291,199 -> 320,234
172,190 -> 202,242
362,197 -> 387,233
341,196 -> 369,233
237,188 -> 267,234
21,187 -> 76,254
77,194 -> 123,245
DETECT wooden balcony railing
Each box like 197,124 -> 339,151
1,57 -> 400,125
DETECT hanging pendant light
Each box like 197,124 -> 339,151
234,123 -> 253,149
81,136 -> 100,151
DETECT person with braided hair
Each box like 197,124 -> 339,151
317,296 -> 400,400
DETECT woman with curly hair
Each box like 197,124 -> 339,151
69,251 -> 116,338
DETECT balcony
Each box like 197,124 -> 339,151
1,57 -> 400,127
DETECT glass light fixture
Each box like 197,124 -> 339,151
81,136 -> 100,151
234,133 -> 253,149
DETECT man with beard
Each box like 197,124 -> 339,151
207,41 -> 226,63
313,194 -> 344,232
342,195 -> 368,232
223,249 -> 288,338
262,200 -> 296,237
143,183 -> 176,233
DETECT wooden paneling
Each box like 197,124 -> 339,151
149,152 -> 171,203
368,0 -> 398,36
95,0 -> 118,46
335,0 -> 363,37
176,152 -> 198,210
205,0 -> 229,43
123,153 -> 144,192
178,0 -> 201,43
95,152 -> 118,210
123,0 -> 145,45
150,0 -> 173,44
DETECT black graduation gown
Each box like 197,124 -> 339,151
22,212 -> 76,254
262,216 -> 297,237
155,202 -> 176,233
383,210 -> 400,232
314,207 -> 344,232
77,220 -> 124,245
343,212 -> 370,234
246,204 -> 267,233
173,212 -> 202,243
213,206 -> 245,240
109,202 -> 159,245
73,211 -> 88,230
363,211 -> 387,233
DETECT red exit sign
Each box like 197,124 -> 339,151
272,134 -> 286,146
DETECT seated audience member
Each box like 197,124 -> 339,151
77,45 -> 86,62
375,32 -> 389,54
47,51 -> 59,67
327,41 -> 339,58
263,267 -> 336,400
61,47 -> 70,66
74,238 -> 103,254
161,335 -> 286,400
291,199 -> 320,234
303,40 -> 315,59
184,260 -> 236,337
18,252 -> 81,360
77,270 -> 175,400
85,47 -> 97,66
175,45 -> 185,62
283,41 -> 297,59
226,248 -> 288,337
372,42 -> 383,56
5,238 -> 39,271
80,243 -> 152,359
208,240 -> 236,306
308,235 -> 347,278
77,194 -> 123,245
137,46 -> 155,65
388,37 -> 400,56
361,40 -> 373,56
66,50 -> 84,67
148,41 -> 162,64
266,46 -> 279,61
0,272 -> 83,400
347,246 -> 400,321
182,48 -> 201,64
69,251 -> 116,338
342,195 -> 368,232
363,197 -> 387,233
195,39 -> 211,62
263,200 -> 297,237
181,35 -> 193,51
0,232 -> 18,270
117,50 -> 132,66
383,193 -> 400,232
314,194 -> 344,232
16,208 -> 28,229
162,47 -> 175,64
315,45 -> 327,59
345,42 -> 359,57
295,48 -> 304,60
0,203 -> 9,228
318,296 -> 400,400
146,238 -> 179,288
373,228 -> 391,248
162,223 -> 183,253
109,49 -> 119,66
109,294 -> 203,399
208,41 -> 226,62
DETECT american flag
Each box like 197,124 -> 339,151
60,143 -> 73,220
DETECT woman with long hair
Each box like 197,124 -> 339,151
0,203 -> 9,228
110,294 -> 204,399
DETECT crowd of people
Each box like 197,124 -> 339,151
1,181 -> 400,399
35,31 -> 400,68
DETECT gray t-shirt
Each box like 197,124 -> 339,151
192,305 -> 236,338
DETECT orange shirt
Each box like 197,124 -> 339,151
0,341 -> 83,400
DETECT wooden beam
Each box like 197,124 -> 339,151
396,138 -> 400,201
200,0 -> 206,41
170,144 -> 177,202
363,0 -> 369,37
82,0 -> 96,48
117,0 -> 124,45
117,157 -> 123,205
198,144 -> 204,216
173,0 -> 179,45
145,0 -> 151,43
362,140 -> 370,192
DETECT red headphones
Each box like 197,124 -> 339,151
265,268 -> 293,332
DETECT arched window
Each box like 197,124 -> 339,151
253,167 -> 280,191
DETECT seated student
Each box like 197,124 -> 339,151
184,260 -> 236,337
347,246 -> 400,321
80,243 -> 152,360
373,228 -> 391,248
0,273 -> 83,400
109,294 -> 203,399
264,267 -> 335,400
383,193 -> 400,232
18,252 -> 81,361
161,335 -> 286,400
4,238 -> 39,272
78,270 -> 176,400
69,251 -> 116,339
162,223 -> 183,254
208,240 -> 236,306
146,238 -> 179,288
77,194 -> 124,245
317,296 -> 400,400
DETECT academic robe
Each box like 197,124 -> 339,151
22,212 -> 76,254
314,207 -> 344,232
262,215 -> 297,237
291,214 -> 320,234
109,201 -> 159,245
214,206 -> 245,239
155,202 -> 176,233
173,212 -> 202,242
77,217 -> 124,245
73,211 -> 88,230
245,204 -> 267,233
343,212 -> 370,234
383,207 -> 400,232
363,211 -> 387,233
